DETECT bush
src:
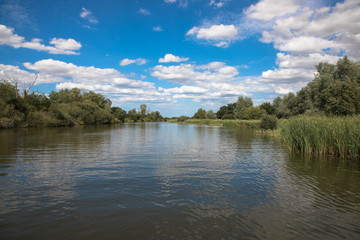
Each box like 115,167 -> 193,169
177,115 -> 190,122
260,115 -> 278,130
222,114 -> 236,120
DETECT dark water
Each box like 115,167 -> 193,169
1,123 -> 360,239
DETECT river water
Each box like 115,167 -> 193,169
0,123 -> 359,239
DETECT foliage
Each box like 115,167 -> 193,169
111,107 -> 127,122
260,115 -> 278,130
272,56 -> 360,118
0,81 -> 164,128
260,102 -> 275,115
216,103 -> 236,119
280,116 -> 360,160
177,115 -> 190,122
242,106 -> 266,120
193,108 -> 207,119
234,96 -> 253,119
205,110 -> 217,119
222,114 -> 236,120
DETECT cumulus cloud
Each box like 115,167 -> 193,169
80,7 -> 98,24
159,54 -> 189,63
119,58 -> 148,66
241,0 -> 360,97
164,0 -> 176,3
186,24 -> 239,47
152,62 -> 238,85
245,0 -> 300,21
0,24 -> 81,55
151,61 -> 252,104
20,59 -> 171,105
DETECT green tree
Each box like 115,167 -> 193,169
216,103 -> 236,119
193,108 -> 207,119
260,102 -> 275,115
206,110 -> 217,119
242,106 -> 266,120
234,96 -> 253,119
111,107 -> 127,122
127,109 -> 138,122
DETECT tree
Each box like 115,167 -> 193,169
138,104 -> 147,121
260,102 -> 275,115
242,106 -> 266,120
234,96 -> 253,119
206,110 -> 217,119
193,108 -> 206,119
111,107 -> 127,122
127,109 -> 138,122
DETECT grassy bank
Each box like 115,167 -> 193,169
280,116 -> 360,160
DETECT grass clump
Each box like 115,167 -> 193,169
280,115 -> 360,160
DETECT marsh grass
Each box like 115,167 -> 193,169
280,116 -> 360,160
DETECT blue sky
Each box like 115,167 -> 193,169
0,0 -> 359,117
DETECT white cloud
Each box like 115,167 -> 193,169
49,38 -> 82,51
119,58 -> 148,66
186,24 -> 238,47
139,8 -> 150,15
0,24 -> 24,47
164,0 -> 176,3
0,24 -> 81,55
245,0 -> 300,21
240,0 -> 360,97
152,62 -> 238,85
80,7 -> 98,24
209,0 -> 228,8
153,26 -> 164,32
257,0 -> 360,58
20,59 -> 172,105
159,54 -> 189,63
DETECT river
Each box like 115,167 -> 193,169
0,123 -> 359,239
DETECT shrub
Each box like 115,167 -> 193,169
222,114 -> 236,120
260,115 -> 278,130
178,115 -> 190,122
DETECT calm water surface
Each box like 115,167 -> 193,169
0,123 -> 360,239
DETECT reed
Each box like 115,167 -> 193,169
280,116 -> 360,160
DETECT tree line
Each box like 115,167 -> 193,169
191,56 -> 360,121
0,83 -> 164,128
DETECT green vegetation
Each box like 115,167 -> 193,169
260,115 -> 278,130
0,81 -> 164,128
280,116 -> 360,160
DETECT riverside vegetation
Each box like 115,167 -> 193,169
0,85 -> 163,128
1,56 -> 359,160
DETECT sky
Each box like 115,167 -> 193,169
0,0 -> 359,117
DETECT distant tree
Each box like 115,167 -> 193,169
216,103 -> 236,119
234,96 -> 253,119
206,110 -> 217,119
193,108 -> 207,119
242,106 -> 266,120
260,102 -> 275,115
137,104 -> 147,120
127,109 -> 138,122
111,107 -> 127,122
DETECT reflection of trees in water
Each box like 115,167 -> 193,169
284,153 -> 360,203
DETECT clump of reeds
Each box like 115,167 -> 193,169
280,116 -> 360,160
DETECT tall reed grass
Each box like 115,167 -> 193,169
280,116 -> 360,160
